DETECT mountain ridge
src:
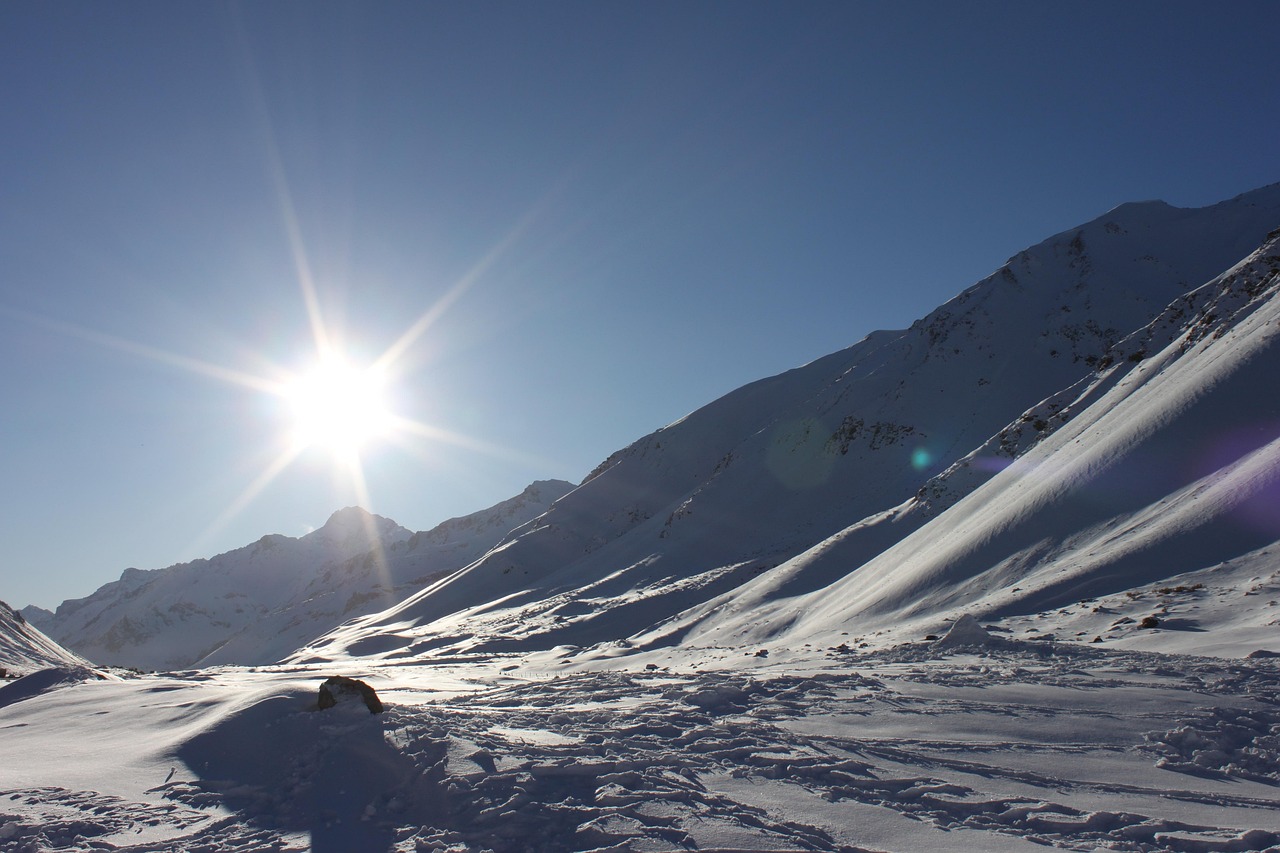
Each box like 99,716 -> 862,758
632,225 -> 1280,660
292,182 -> 1280,665
23,184 -> 1280,672
0,599 -> 88,676
31,480 -> 574,669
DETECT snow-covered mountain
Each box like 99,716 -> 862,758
296,184 -> 1280,665
197,480 -> 574,666
0,599 -> 88,676
660,223 -> 1280,657
6,187 -> 1280,853
28,186 -> 1280,675
34,481 -> 573,670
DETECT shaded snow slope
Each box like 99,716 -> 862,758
296,184 -> 1280,665
38,483 -> 572,671
0,600 -> 88,676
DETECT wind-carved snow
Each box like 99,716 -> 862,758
1,644 -> 1278,852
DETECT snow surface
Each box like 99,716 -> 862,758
5,187 -> 1280,851
1,636 -> 1278,851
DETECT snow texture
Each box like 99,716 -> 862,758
0,646 -> 1278,851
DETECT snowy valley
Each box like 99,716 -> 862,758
3,186 -> 1280,852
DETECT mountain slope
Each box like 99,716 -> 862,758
295,184 -> 1280,665
665,226 -> 1280,655
197,480 -> 574,666
0,599 -> 89,676
38,507 -> 412,670
36,481 -> 573,670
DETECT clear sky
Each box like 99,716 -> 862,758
2,1 -> 1277,610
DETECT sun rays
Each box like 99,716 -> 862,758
0,19 -> 575,591
281,356 -> 394,456
2,222 -> 547,594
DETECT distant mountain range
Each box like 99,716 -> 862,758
23,183 -> 1280,670
25,481 -> 572,670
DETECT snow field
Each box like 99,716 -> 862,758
2,637 -> 1279,852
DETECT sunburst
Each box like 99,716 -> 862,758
282,357 -> 394,457
3,236 -> 542,601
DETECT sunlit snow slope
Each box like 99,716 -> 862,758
0,600 -> 88,675
296,185 -> 1280,665
676,226 -> 1280,654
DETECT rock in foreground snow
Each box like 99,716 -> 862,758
317,675 -> 384,714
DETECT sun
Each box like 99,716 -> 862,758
281,357 -> 395,455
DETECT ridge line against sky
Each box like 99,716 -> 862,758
2,1 -> 1278,609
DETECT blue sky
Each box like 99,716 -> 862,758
2,1 -> 1277,609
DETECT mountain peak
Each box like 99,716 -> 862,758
321,505 -> 376,531
522,479 -> 577,499
312,506 -> 413,551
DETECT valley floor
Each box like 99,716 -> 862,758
2,639 -> 1279,853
